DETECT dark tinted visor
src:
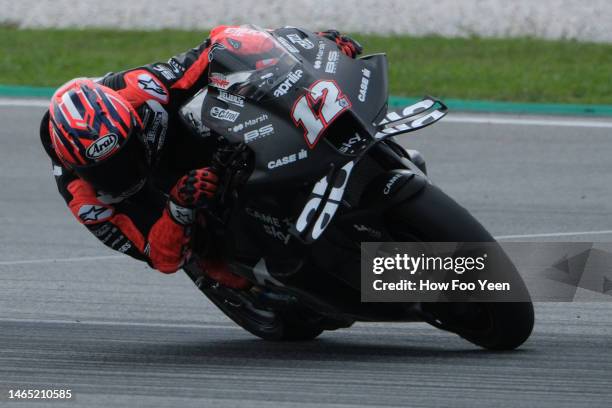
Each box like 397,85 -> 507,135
74,130 -> 149,195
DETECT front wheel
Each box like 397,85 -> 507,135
387,183 -> 534,350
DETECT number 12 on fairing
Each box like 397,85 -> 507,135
291,80 -> 351,148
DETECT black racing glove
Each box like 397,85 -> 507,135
317,29 -> 363,58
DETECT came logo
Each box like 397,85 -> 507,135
86,134 -> 118,160
210,107 -> 240,122
383,173 -> 403,195
274,69 -> 303,97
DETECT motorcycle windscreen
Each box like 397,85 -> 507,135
206,26 -> 301,103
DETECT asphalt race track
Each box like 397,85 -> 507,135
1,103 -> 611,407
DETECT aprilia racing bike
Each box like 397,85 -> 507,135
179,26 -> 534,350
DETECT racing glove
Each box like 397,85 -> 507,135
318,30 -> 363,58
168,167 -> 219,225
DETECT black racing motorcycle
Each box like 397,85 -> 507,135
179,26 -> 534,350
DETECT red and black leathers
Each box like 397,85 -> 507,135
39,26 -> 362,275
317,30 -> 363,58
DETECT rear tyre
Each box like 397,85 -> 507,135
203,289 -> 325,341
387,183 -> 534,350
183,269 -> 327,341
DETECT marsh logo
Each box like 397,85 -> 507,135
314,41 -> 326,69
86,134 -> 118,160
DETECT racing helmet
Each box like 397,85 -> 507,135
48,79 -> 149,196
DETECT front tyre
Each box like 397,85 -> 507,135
387,183 -> 534,350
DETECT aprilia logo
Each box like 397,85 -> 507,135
274,70 -> 303,97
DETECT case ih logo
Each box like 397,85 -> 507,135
358,68 -> 371,102
86,134 -> 118,160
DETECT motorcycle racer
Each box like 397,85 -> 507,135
39,26 -> 362,285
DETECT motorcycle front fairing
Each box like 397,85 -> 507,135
180,26 -> 447,316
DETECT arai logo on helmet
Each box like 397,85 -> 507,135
86,134 -> 119,160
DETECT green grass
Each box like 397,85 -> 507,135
2,27 -> 612,104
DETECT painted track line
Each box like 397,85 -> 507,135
0,255 -> 125,266
0,317 -> 242,330
0,98 -> 49,107
444,115 -> 612,129
3,97 -> 612,129
1,230 -> 612,266
495,230 -> 612,240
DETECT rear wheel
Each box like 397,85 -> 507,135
387,183 -> 534,350
184,269 -> 339,341
204,289 -> 325,341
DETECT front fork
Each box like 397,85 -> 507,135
385,137 -> 428,176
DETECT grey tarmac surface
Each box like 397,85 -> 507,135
1,104 -> 611,407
